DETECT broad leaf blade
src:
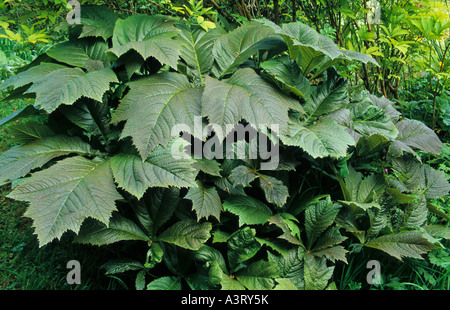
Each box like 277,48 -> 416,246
202,68 -> 300,140
176,23 -> 226,85
185,180 -> 222,221
26,67 -> 118,113
365,231 -> 439,261
304,254 -> 334,290
281,118 -> 355,159
75,213 -> 151,245
110,138 -> 197,199
212,22 -> 285,78
223,196 -> 273,226
77,5 -> 119,40
158,219 -> 212,250
109,15 -> 181,69
394,119 -> 443,155
0,135 -> 98,186
112,72 -> 202,159
8,156 -> 122,246
305,198 -> 340,249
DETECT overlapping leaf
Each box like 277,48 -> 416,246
8,156 -> 122,246
281,118 -> 355,159
110,138 -> 197,199
112,72 -> 202,159
108,15 -> 181,69
211,21 -> 285,78
0,135 -> 99,186
202,68 -> 300,140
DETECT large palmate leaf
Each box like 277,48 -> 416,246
211,21 -> 285,78
75,213 -> 151,245
202,68 -> 300,140
0,135 -> 99,186
176,23 -> 226,85
281,118 -> 355,159
76,5 -> 119,40
110,138 -> 197,199
18,66 -> 118,113
8,156 -> 122,246
185,180 -> 222,221
365,231 -> 438,261
261,55 -> 311,100
259,19 -> 378,75
305,69 -> 349,121
390,119 -> 443,157
112,72 -> 202,159
391,157 -> 450,199
46,40 -> 110,71
157,219 -> 212,250
0,62 -> 66,92
108,15 -> 181,69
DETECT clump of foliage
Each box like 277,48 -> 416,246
0,5 -> 449,290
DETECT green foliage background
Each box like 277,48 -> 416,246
0,0 -> 449,290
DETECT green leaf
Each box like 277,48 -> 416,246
211,21 -> 285,78
77,5 -> 119,40
112,72 -> 202,159
192,158 -> 222,176
26,67 -> 118,113
108,15 -> 181,69
305,198 -> 340,249
281,118 -> 355,159
268,247 -> 305,289
185,180 -> 222,221
261,20 -> 377,75
229,165 -> 257,186
268,214 -> 304,246
0,135 -> 98,186
143,188 -> 180,235
101,258 -> 145,275
258,174 -> 289,207
110,138 -> 197,199
304,254 -> 334,290
176,23 -> 226,85
147,276 -> 181,290
223,196 -> 273,226
392,119 -> 443,156
158,219 -> 212,250
7,122 -> 54,144
365,231 -> 439,261
0,62 -> 66,92
391,157 -> 450,199
235,260 -> 278,290
75,213 -> 151,245
58,100 -> 109,138
305,69 -> 349,120
202,68 -> 299,140
46,40 -> 110,71
368,94 -> 401,122
310,227 -> 348,263
260,55 -> 311,100
227,227 -> 261,271
8,156 -> 122,246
